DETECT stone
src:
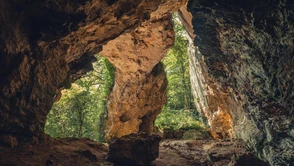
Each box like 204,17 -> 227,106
107,132 -> 162,166
0,138 -> 109,165
0,0 -> 184,165
155,139 -> 268,166
101,0 -> 188,140
0,0 -> 185,147
187,0 -> 294,165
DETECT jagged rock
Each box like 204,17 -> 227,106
155,139 -> 268,166
228,154 -> 269,166
107,133 -> 162,166
0,138 -> 109,165
0,0 -> 185,147
103,62 -> 168,140
0,0 -> 185,165
100,0 -> 188,140
187,0 -> 294,165
0,136 -> 268,166
1,0 -> 293,165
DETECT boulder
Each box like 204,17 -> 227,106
107,133 -> 161,166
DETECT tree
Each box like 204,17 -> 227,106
162,15 -> 194,110
45,55 -> 115,142
155,14 -> 206,131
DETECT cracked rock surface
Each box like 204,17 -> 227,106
188,0 -> 294,165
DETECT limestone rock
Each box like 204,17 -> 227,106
0,138 -> 109,165
155,139 -> 268,166
187,0 -> 294,165
100,0 -> 188,140
107,132 -> 162,166
0,0 -> 185,147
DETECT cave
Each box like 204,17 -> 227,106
0,0 -> 293,165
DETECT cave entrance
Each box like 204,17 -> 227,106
44,55 -> 114,142
154,12 -> 207,139
44,10 -> 207,142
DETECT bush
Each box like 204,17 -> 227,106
155,107 -> 205,132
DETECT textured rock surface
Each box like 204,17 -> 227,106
100,0 -> 187,140
107,133 -> 161,166
153,139 -> 268,166
188,0 -> 294,165
0,138 -> 110,166
0,0 -> 185,147
0,137 -> 265,166
104,63 -> 168,140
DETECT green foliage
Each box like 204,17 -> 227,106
155,107 -> 205,131
45,55 -> 114,142
45,15 -> 207,141
155,14 -> 206,132
162,17 -> 193,110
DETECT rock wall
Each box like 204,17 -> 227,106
100,0 -> 188,140
0,0 -> 185,147
189,46 -> 235,139
188,0 -> 294,165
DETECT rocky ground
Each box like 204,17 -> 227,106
0,137 -> 268,166
0,138 -> 110,166
154,139 -> 268,166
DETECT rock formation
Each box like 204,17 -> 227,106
1,0 -> 294,165
154,139 -> 268,166
99,0 -> 188,140
107,132 -> 161,166
0,0 -> 186,147
0,138 -> 110,165
187,0 -> 294,165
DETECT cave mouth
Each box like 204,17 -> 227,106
44,55 -> 115,142
155,13 -> 208,139
44,13 -> 208,142
44,11 -> 209,142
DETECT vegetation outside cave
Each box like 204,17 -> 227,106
154,14 -> 207,137
45,56 -> 115,142
44,14 -> 207,142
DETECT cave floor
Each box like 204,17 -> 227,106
0,138 -> 267,166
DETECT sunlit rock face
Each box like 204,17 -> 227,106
180,5 -> 234,140
188,0 -> 294,165
100,0 -> 188,140
0,0 -> 185,147
189,47 -> 235,140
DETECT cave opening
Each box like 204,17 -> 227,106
43,11 -> 209,143
44,55 -> 115,142
155,12 -> 208,139
1,0 -> 293,165
44,11 -> 209,143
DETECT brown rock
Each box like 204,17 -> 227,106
101,0 -> 188,140
0,138 -> 109,165
107,132 -> 162,166
187,0 -> 294,165
155,139 -> 268,166
0,0 -> 185,146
